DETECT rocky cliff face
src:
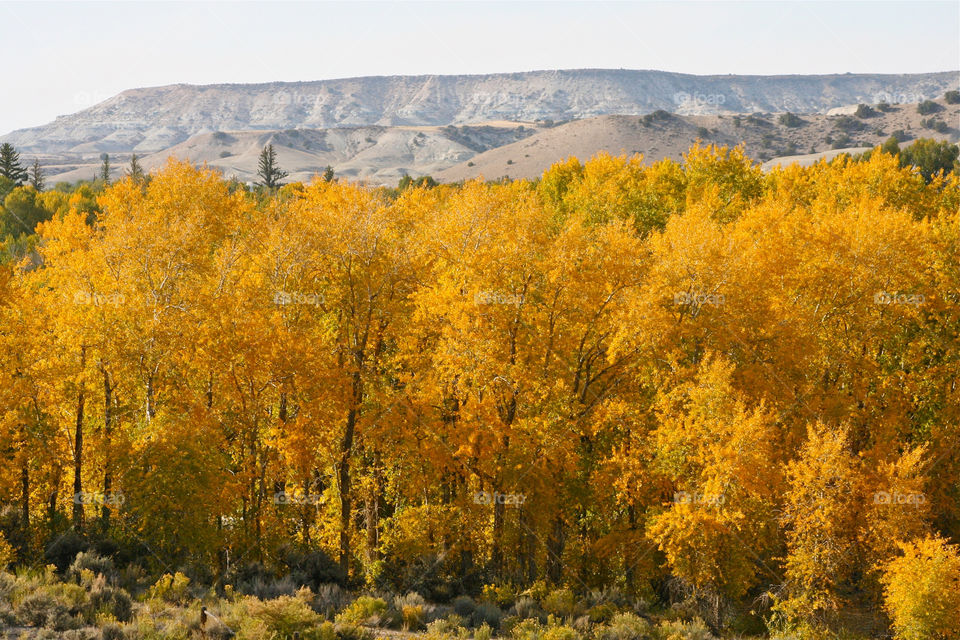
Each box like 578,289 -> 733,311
5,69 -> 958,153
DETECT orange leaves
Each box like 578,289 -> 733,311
3,143 -> 960,604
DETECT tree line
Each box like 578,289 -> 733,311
0,141 -> 959,637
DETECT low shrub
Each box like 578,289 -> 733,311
654,618 -> 715,640
482,582 -> 518,607
16,590 -> 74,630
594,612 -> 652,640
778,112 -> 803,127
453,595 -> 477,617
543,624 -> 583,640
471,601 -> 503,629
44,532 -> 89,572
87,583 -> 133,622
514,596 -> 541,620
336,595 -> 388,625
334,622 -> 374,640
68,552 -> 116,584
474,622 -> 494,640
403,604 -> 425,630
588,603 -> 618,624
543,588 -> 577,618
315,582 -> 352,619
241,595 -> 324,639
100,622 -> 125,640
512,618 -> 545,640
147,571 -> 192,605
0,532 -> 13,570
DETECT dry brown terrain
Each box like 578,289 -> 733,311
436,97 -> 959,182
31,97 -> 959,186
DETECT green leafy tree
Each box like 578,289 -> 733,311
899,138 -> 959,181
1,186 -> 52,236
257,143 -> 288,188
0,143 -> 28,185
397,174 -> 438,190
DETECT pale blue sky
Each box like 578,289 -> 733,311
2,1 -> 958,133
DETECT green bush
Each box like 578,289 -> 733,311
833,115 -> 865,132
543,624 -> 583,640
854,104 -> 876,118
594,612 -> 652,640
778,112 -> 803,127
87,584 -> 132,623
482,582 -> 518,607
242,595 -> 324,638
16,591 -> 73,630
101,622 -> 125,640
336,595 -> 388,625
654,618 -> 715,640
334,622 -> 374,640
917,100 -> 940,115
831,133 -> 852,149
945,90 -> 960,104
514,596 -> 541,620
921,118 -> 949,133
67,552 -> 115,584
453,595 -> 477,617
403,604 -> 425,630
543,588 -> 577,618
512,618 -> 545,640
587,603 -> 618,624
471,602 -> 504,629
148,572 -> 192,605
474,622 -> 494,640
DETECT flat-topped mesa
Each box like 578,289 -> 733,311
4,69 -> 957,154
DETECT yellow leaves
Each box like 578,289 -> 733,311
3,142 -> 960,612
881,536 -> 960,640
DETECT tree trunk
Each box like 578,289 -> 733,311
338,406 -> 357,576
547,513 -> 566,583
492,493 -> 505,578
145,372 -> 156,423
73,347 -> 86,531
338,368 -> 363,577
20,444 -> 30,551
519,504 -> 537,583
101,367 -> 113,530
364,462 -> 380,565
625,505 -> 637,593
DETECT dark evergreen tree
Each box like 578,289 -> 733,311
127,154 -> 145,183
257,144 -> 288,188
29,160 -> 44,191
99,153 -> 111,183
0,143 -> 28,186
